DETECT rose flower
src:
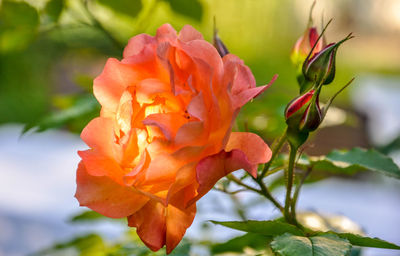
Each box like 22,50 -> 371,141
75,24 -> 274,253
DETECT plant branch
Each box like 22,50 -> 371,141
290,166 -> 312,221
252,175 -> 284,212
227,174 -> 284,213
260,128 -> 287,179
284,144 -> 298,224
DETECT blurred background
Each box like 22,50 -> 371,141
1,0 -> 400,255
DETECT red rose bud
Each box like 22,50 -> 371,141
285,89 -> 323,147
302,33 -> 353,85
213,18 -> 229,57
290,1 -> 325,68
291,27 -> 325,67
299,94 -> 322,132
285,89 -> 322,133
285,90 -> 315,120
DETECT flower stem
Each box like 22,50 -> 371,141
260,128 -> 287,179
290,166 -> 312,222
228,174 -> 284,213
252,176 -> 284,212
284,143 -> 298,224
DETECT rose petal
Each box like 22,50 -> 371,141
127,200 -> 196,254
187,92 -> 207,120
178,25 -> 203,42
80,117 -> 116,158
143,113 -> 188,141
136,78 -> 170,104
166,162 -> 197,207
175,121 -> 207,148
75,162 -> 149,218
192,149 -> 253,204
165,203 -> 196,253
78,150 -> 125,184
128,200 -> 166,251
231,74 -> 277,109
123,34 -> 156,58
225,132 -> 272,175
156,24 -> 178,43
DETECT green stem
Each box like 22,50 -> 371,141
227,175 -> 283,212
284,144 -> 298,224
252,176 -> 284,212
260,128 -> 287,179
290,166 -> 312,222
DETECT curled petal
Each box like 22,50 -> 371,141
127,200 -> 196,253
80,117 -> 116,158
231,74 -> 278,109
192,149 -> 253,204
94,59 -> 140,112
225,132 -> 272,176
75,162 -> 148,218
178,25 -> 204,42
128,200 -> 166,251
143,113 -> 188,141
165,203 -> 196,253
78,150 -> 125,184
123,34 -> 156,58
156,24 -> 178,43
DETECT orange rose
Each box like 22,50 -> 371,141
75,24 -> 274,253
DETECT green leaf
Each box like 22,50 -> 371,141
169,243 -> 191,256
34,233 -> 106,255
310,147 -> 400,179
164,0 -> 203,21
44,0 -> 64,23
97,0 -> 143,18
271,233 -> 351,256
211,233 -> 272,254
69,210 -> 110,223
211,220 -> 304,236
0,0 -> 39,52
319,232 -> 400,250
23,94 -> 100,133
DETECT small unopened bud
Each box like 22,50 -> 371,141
285,89 -> 323,147
213,18 -> 229,57
291,27 -> 325,68
285,90 -> 322,132
302,33 -> 353,85
299,95 -> 322,132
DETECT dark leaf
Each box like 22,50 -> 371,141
44,0 -> 64,23
211,233 -> 272,254
164,0 -> 203,21
310,148 -> 400,179
319,232 -> 400,250
211,220 -> 304,236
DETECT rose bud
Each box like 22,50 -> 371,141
290,1 -> 326,92
285,89 -> 322,146
213,19 -> 229,57
302,33 -> 353,85
290,26 -> 325,68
